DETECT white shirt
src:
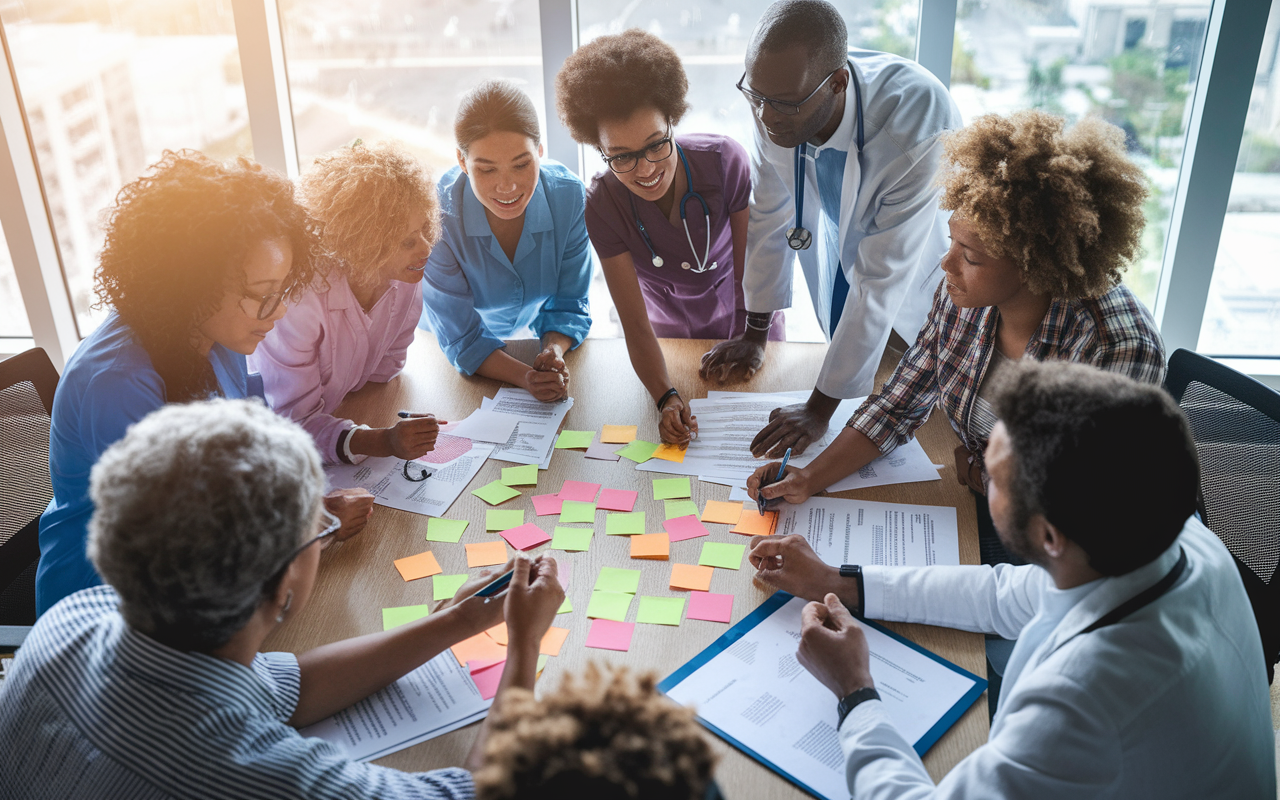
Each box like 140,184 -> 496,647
845,516 -> 1275,799
743,49 -> 962,398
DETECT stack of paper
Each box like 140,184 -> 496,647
483,387 -> 575,470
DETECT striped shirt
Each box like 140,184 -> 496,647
0,587 -> 475,800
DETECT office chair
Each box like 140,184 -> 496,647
0,348 -> 59,634
1164,349 -> 1280,683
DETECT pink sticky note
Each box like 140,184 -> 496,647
468,659 -> 506,700
585,618 -> 635,652
687,591 -> 734,623
532,493 -> 564,516
558,480 -> 601,502
664,514 -> 711,542
597,488 -> 639,512
552,556 -> 572,590
501,523 -> 552,551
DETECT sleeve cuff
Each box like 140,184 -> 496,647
861,566 -> 888,620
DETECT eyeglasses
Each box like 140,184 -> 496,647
239,288 -> 286,321
599,128 -> 675,174
736,68 -> 842,116
403,460 -> 434,482
268,508 -> 341,579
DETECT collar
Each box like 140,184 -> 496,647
323,270 -> 355,310
812,65 -> 858,156
461,168 -> 554,239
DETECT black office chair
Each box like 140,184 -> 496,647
0,347 -> 59,632
1164,348 -> 1280,683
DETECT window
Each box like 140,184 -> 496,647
0,234 -> 30,339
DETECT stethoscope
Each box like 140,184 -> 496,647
786,61 -> 864,251
631,143 -> 717,273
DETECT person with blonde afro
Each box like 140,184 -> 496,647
747,110 -> 1167,567
251,140 -> 448,466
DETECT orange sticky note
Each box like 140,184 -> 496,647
651,443 -> 687,463
702,500 -> 744,525
394,550 -> 442,581
466,539 -> 508,568
732,510 -> 779,536
450,630 -> 507,666
540,626 -> 570,657
630,532 -> 670,560
670,563 -> 714,592
485,623 -> 509,646
601,425 -> 638,444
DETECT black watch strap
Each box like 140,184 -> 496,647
839,564 -> 865,618
657,388 -> 680,411
837,687 -> 880,729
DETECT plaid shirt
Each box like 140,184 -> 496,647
848,281 -> 1167,457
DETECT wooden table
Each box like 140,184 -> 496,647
265,333 -> 990,794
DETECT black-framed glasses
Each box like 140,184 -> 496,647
599,127 -> 675,174
736,67 -> 842,116
239,288 -> 286,321
403,460 -> 434,482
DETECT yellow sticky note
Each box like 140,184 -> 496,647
669,563 -> 714,592
630,532 -> 670,560
466,540 -> 508,568
732,510 -> 779,537
702,500 -> 745,525
601,425 -> 638,444
394,550 -> 442,581
652,443 -> 688,463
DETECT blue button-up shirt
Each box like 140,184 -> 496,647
420,161 -> 593,375
0,586 -> 475,800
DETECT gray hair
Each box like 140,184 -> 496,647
87,398 -> 325,651
748,0 -> 849,75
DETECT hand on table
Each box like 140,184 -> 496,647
798,594 -> 876,699
323,488 -> 375,541
659,395 -> 698,445
699,337 -> 765,383
954,444 -> 987,496
748,534 -> 852,606
746,462 -> 815,508
525,346 -> 570,402
750,402 -> 830,458
503,554 -> 564,649
386,414 -> 443,460
433,559 -> 513,635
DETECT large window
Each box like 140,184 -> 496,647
0,236 -> 30,339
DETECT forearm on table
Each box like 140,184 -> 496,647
476,349 -> 531,387
347,425 -> 394,459
620,319 -> 675,403
539,331 -> 574,355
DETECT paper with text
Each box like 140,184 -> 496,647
325,435 -> 494,518
774,497 -> 960,567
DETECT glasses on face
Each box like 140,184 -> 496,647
599,127 -> 675,174
238,288 -> 286,321
737,67 -> 842,116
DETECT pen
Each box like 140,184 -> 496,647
397,410 -> 436,419
757,447 -> 793,515
475,569 -> 514,601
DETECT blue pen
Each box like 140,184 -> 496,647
757,447 -> 793,515
475,569 -> 514,601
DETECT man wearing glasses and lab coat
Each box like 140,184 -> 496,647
701,0 -> 961,457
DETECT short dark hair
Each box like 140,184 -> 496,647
992,361 -> 1196,576
554,29 -> 690,147
748,0 -> 848,74
455,80 -> 541,154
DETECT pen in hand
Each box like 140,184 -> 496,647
757,447 -> 792,516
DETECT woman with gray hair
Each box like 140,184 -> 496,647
0,398 -> 564,800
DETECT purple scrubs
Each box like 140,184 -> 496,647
585,133 -> 785,340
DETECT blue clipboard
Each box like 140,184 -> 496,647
658,591 -> 987,800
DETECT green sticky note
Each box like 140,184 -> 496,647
426,517 -> 469,543
605,511 -> 646,536
537,654 -> 549,673
616,439 -> 659,463
381,604 -> 432,631
595,566 -> 642,594
698,541 -> 747,570
473,480 -> 521,505
554,430 -> 594,449
433,574 -> 469,601
587,590 -> 633,621
557,597 -> 573,614
551,526 -> 593,551
500,464 -> 539,486
486,509 -> 525,531
653,477 -> 692,500
664,499 -> 700,520
560,500 -> 597,523
636,596 -> 686,626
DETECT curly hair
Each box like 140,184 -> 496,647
300,140 -> 441,291
555,29 -> 690,147
456,80 -> 541,154
939,111 -> 1149,300
474,665 -> 716,800
95,150 -> 321,402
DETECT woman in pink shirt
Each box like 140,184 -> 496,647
251,141 -> 444,465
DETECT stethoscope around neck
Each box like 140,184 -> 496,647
630,143 -> 717,274
786,60 -> 865,251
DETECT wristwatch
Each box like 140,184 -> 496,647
836,687 -> 881,729
839,564 -> 865,618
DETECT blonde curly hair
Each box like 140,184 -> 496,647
299,140 -> 441,291
473,665 -> 716,800
939,111 -> 1149,299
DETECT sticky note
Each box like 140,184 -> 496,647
486,509 -> 525,531
584,441 -> 623,460
664,514 -> 711,543
732,510 -> 779,536
630,532 -> 669,560
702,500 -> 744,525
500,464 -> 539,486
559,500 -> 596,523
433,574 -> 469,601
670,563 -> 714,592
473,480 -> 521,505
532,493 -> 564,515
381,604 -> 432,630
595,566 -> 642,594
616,439 -> 659,463
664,499 -> 700,519
587,590 -> 634,621
557,597 -> 573,614
636,596 -> 685,626
540,626 -> 570,657
601,424 -> 638,443
554,430 -> 594,449
652,443 -> 687,463
551,526 -> 593,551
451,630 -> 507,666
687,591 -> 734,623
653,477 -> 692,500
468,659 -> 505,699
585,618 -> 635,652
699,541 -> 746,570
605,512 -> 645,536
426,517 -> 468,543
500,523 -> 551,551
466,540 -> 508,568
558,480 -> 601,502
394,550 -> 442,581
597,488 -> 638,512
485,622 -> 509,645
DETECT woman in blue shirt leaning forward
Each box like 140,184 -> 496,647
421,80 -> 592,401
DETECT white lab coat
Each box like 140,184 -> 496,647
744,49 -> 962,399
841,516 -> 1276,799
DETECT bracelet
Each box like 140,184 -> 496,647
839,564 -> 865,618
657,388 -> 680,412
342,424 -> 371,464
744,311 -> 774,331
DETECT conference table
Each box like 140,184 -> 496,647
264,332 -> 990,795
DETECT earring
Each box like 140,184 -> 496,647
276,590 -> 293,624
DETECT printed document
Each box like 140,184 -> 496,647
774,497 -> 960,567
326,433 -> 493,517
482,388 -> 573,468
